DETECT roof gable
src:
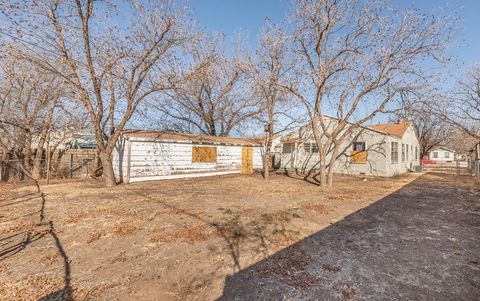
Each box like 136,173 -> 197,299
367,122 -> 411,138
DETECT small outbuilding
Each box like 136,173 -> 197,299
112,130 -> 263,183
428,146 -> 455,163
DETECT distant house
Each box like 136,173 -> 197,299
31,131 -> 96,150
112,130 -> 263,183
428,146 -> 455,163
280,118 -> 420,177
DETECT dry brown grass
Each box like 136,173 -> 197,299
0,274 -> 64,301
300,202 -> 332,214
1,172 -> 431,300
110,251 -> 127,264
86,231 -> 103,244
112,224 -> 138,237
62,211 -> 88,224
39,253 -> 59,265
0,221 -> 39,235
150,224 -> 209,244
327,194 -> 352,201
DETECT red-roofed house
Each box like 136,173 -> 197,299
279,117 -> 420,177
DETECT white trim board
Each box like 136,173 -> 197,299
128,170 -> 241,183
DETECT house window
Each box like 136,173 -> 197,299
353,142 -> 366,151
406,144 -> 409,161
192,146 -> 217,163
283,143 -> 293,154
391,142 -> 398,163
444,152 -> 449,158
304,142 -> 318,153
402,144 -> 405,162
304,143 -> 311,152
415,146 -> 418,160
433,151 -> 438,158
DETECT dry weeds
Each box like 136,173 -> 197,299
150,224 -> 209,244
300,202 -> 332,214
86,231 -> 103,243
0,172 -> 432,300
112,224 -> 138,237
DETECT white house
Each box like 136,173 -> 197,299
280,118 -> 420,177
428,146 -> 455,163
112,130 -> 263,183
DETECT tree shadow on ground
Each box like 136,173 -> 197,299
0,191 -> 73,300
138,191 -> 299,274
217,174 -> 480,300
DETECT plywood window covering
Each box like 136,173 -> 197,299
351,142 -> 367,163
391,142 -> 398,163
192,146 -> 217,163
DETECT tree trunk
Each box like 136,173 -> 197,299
318,150 -> 327,186
94,146 -> 101,176
31,148 -> 44,180
264,146 -> 271,180
263,127 -> 274,180
0,135 -> 8,182
99,151 -> 116,187
326,144 -> 340,187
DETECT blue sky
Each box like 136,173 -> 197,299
190,0 -> 480,75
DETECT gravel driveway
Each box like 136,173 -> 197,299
219,173 -> 480,301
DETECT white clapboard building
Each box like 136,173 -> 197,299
280,118 -> 421,177
112,130 -> 263,183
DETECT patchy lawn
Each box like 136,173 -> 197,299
0,172 -> 421,300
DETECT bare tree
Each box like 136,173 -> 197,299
393,95 -> 452,159
0,46 -> 83,180
437,64 -> 480,139
1,0 -> 193,186
283,0 -> 454,186
250,24 -> 297,179
156,33 -> 260,136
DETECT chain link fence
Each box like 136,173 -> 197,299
468,158 -> 480,179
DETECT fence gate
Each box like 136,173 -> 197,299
241,146 -> 253,175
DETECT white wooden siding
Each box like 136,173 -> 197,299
113,138 -> 263,183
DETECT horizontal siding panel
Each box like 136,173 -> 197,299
114,139 -> 264,182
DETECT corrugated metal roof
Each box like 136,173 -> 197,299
122,130 -> 261,146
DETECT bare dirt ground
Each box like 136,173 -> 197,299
0,172 -> 474,300
219,173 -> 480,301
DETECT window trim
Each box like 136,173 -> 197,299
353,141 -> 366,151
391,141 -> 399,164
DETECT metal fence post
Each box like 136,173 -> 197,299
69,153 -> 73,179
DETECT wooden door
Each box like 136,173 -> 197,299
242,146 -> 253,175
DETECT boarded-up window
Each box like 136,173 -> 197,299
351,150 -> 367,163
192,146 -> 217,163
